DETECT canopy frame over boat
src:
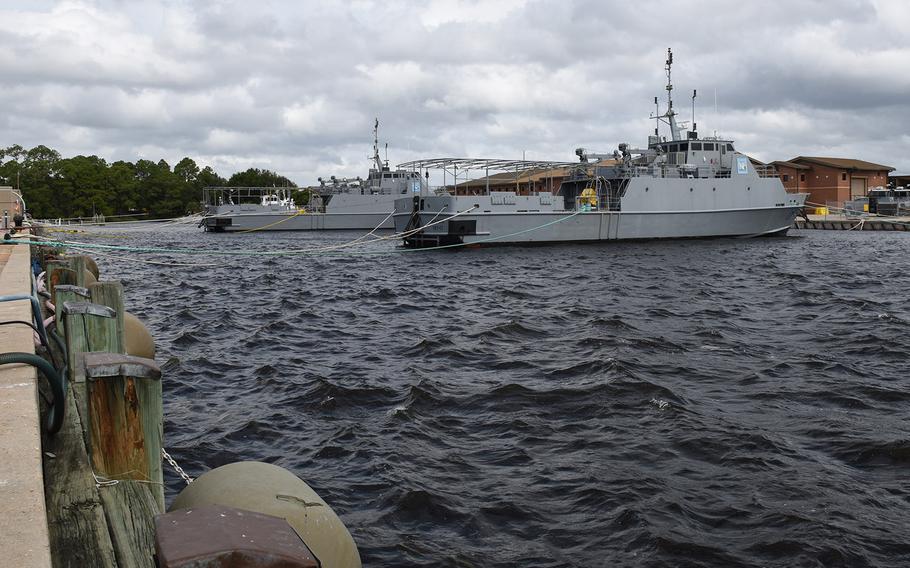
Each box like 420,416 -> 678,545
397,158 -> 582,197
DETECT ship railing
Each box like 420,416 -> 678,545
837,200 -> 868,219
626,164 -> 733,180
202,186 -> 302,207
753,164 -> 780,178
627,163 -> 779,179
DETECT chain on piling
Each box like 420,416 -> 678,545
161,448 -> 194,485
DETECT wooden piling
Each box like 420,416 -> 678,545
52,284 -> 89,334
43,255 -> 164,568
46,261 -> 76,298
89,281 -> 125,353
70,255 -> 89,287
81,353 -> 163,567
62,302 -> 118,385
42,378 -> 119,568
83,354 -> 164,501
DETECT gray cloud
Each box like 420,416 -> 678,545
1,0 -> 908,186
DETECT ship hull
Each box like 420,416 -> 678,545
203,211 -> 394,232
393,203 -> 805,248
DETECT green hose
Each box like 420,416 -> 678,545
0,352 -> 65,434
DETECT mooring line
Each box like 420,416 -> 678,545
9,205 -> 477,256
10,207 -> 584,259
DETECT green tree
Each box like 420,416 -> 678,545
226,167 -> 296,188
173,157 -> 199,183
20,145 -> 62,218
108,161 -> 140,213
186,165 -> 227,212
133,159 -> 182,217
55,155 -> 113,217
174,157 -> 203,212
2,144 -> 299,219
0,145 -> 25,191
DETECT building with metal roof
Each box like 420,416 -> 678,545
773,156 -> 894,207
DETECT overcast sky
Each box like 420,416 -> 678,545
2,0 -> 909,184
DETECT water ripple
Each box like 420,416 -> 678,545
81,226 -> 910,567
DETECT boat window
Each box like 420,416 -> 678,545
691,142 -> 702,151
703,143 -> 715,151
726,144 -> 735,151
383,173 -> 392,178
678,142 -> 688,152
721,145 -> 726,154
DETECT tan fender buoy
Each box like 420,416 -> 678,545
84,256 -> 100,279
170,461 -> 361,568
123,311 -> 156,359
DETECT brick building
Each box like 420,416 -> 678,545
772,157 -> 893,206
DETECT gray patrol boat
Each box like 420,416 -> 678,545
393,49 -> 808,247
202,119 -> 426,232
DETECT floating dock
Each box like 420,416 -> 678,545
794,215 -> 910,231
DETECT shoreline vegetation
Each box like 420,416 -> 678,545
0,144 -> 299,220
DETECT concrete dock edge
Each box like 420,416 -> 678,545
0,240 -> 52,567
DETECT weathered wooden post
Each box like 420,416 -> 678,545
62,300 -> 120,457
46,260 -> 76,298
82,352 -> 163,567
83,352 -> 163,499
62,302 -> 119,385
70,255 -> 89,287
89,281 -> 125,351
41,299 -> 120,568
53,284 -> 90,335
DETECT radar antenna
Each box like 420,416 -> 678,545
691,89 -> 697,136
372,118 -> 384,171
650,48 -> 683,141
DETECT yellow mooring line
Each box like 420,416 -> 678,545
235,209 -> 308,233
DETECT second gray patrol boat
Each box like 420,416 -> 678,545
393,49 -> 808,247
202,119 -> 426,232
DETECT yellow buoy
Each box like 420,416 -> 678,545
83,269 -> 97,286
171,461 -> 361,568
84,256 -> 100,279
124,311 -> 156,359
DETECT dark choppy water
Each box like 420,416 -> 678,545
76,226 -> 910,567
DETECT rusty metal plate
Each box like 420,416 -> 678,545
156,504 -> 320,568
83,352 -> 161,380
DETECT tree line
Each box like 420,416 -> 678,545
0,144 -> 296,220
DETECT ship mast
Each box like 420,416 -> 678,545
372,117 -> 385,171
652,48 -> 683,141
